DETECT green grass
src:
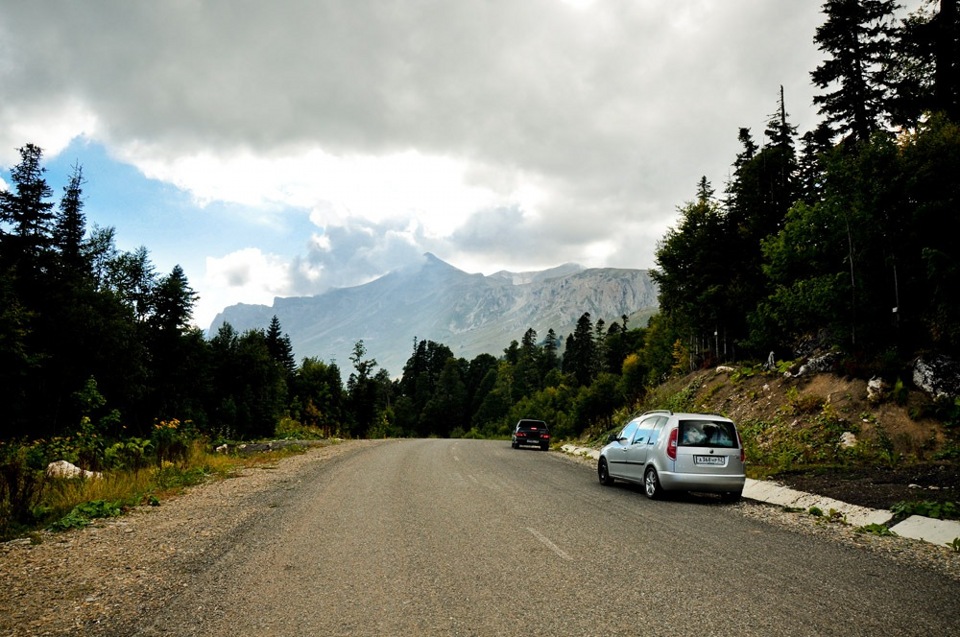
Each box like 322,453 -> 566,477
890,499 -> 959,521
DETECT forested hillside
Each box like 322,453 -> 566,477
1,0 -> 959,452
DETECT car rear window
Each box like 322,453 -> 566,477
677,419 -> 737,448
519,420 -> 547,430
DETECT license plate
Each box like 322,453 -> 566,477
694,455 -> 725,465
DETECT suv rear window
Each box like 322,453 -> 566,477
517,420 -> 547,430
677,419 -> 736,448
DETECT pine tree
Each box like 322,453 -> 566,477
652,178 -> 728,361
890,0 -> 960,126
811,0 -> 900,145
563,312 -> 596,386
150,265 -> 197,334
54,163 -> 88,275
265,315 -> 296,377
0,144 -> 55,273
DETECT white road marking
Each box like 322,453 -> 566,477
526,527 -> 573,561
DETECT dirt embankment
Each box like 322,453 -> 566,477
667,368 -> 960,511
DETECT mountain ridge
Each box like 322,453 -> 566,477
209,254 -> 659,376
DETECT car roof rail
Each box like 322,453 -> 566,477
642,409 -> 673,416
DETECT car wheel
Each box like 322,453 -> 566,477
598,458 -> 615,485
540,443 -> 549,451
511,441 -> 518,449
644,467 -> 662,499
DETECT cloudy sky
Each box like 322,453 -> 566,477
1,1 -> 843,328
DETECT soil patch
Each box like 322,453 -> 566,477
772,462 -> 960,512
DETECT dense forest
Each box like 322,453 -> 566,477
1,0 -> 959,451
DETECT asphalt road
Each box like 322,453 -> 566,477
130,439 -> 959,636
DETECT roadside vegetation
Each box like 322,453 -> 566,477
3,1 -> 960,538
0,414 -> 323,541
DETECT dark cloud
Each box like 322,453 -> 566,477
1,0 -> 840,296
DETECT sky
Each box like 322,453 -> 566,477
0,1 -> 847,329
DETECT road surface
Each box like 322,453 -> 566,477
127,439 -> 960,636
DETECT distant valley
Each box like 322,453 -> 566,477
209,254 -> 659,376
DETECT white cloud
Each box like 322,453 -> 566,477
197,248 -> 293,327
0,100 -> 98,166
124,146 -> 511,239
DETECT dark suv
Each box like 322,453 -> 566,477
511,419 -> 550,450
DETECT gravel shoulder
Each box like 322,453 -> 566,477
0,440 -> 383,637
3,440 -> 959,636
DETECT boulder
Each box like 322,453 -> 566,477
913,354 -> 960,400
866,376 -> 888,403
46,460 -> 102,480
793,352 -> 839,378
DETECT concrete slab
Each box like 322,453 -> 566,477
890,515 -> 960,548
743,478 -> 893,527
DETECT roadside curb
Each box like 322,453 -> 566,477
742,478 -> 891,527
560,444 -> 960,548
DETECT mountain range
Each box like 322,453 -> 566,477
209,253 -> 659,376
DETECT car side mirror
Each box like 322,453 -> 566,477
607,433 -> 621,443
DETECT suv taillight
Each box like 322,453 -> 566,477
736,429 -> 745,463
667,427 -> 678,460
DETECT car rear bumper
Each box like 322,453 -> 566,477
658,471 -> 745,493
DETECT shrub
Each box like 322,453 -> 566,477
0,443 -> 47,536
103,438 -> 154,470
48,499 -> 123,532
891,500 -> 959,521
857,523 -> 896,537
151,419 -> 195,464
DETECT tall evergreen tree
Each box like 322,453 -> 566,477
563,312 -> 596,386
652,179 -> 728,362
890,0 -> 960,125
150,265 -> 196,334
265,315 -> 297,377
0,144 -> 55,273
347,340 -> 379,437
513,327 -> 542,399
541,328 -> 561,379
54,163 -> 88,275
720,91 -> 801,357
811,0 -> 900,145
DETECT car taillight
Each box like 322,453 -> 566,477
736,429 -> 745,463
667,427 -> 678,460
542,432 -> 550,439
516,432 -> 526,437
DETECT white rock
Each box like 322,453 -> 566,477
867,376 -> 888,403
839,432 -> 857,449
45,460 -> 102,480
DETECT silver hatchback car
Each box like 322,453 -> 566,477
597,410 -> 746,501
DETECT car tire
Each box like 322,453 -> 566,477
598,458 -> 615,486
540,443 -> 549,451
511,441 -> 518,449
644,467 -> 662,500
